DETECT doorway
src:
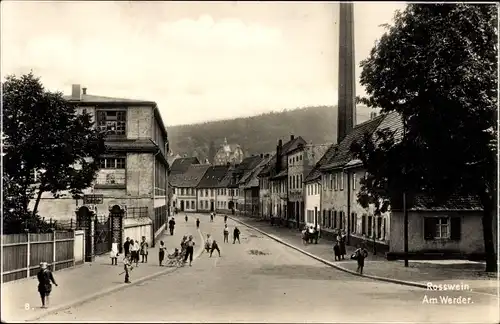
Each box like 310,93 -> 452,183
210,201 -> 214,212
180,200 -> 185,211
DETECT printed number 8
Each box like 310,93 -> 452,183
25,303 -> 30,310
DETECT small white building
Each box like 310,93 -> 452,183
170,164 -> 209,212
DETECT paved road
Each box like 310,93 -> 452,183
39,214 -> 499,323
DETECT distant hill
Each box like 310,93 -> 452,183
168,105 -> 374,162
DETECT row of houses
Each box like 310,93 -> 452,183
169,112 -> 494,259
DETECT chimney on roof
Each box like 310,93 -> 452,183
290,135 -> 295,141
260,154 -> 263,158
82,87 -> 87,95
71,84 -> 82,101
265,154 -> 269,158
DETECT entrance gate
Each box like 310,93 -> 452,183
76,206 -> 95,262
94,215 -> 110,255
109,205 -> 124,254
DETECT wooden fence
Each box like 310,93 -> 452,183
2,231 -> 75,283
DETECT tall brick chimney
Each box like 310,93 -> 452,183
290,135 -> 294,141
337,2 -> 356,143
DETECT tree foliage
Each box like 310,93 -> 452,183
351,4 -> 497,271
2,72 -> 106,234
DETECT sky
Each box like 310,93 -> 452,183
1,1 -> 406,126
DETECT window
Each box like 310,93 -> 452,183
382,218 -> 386,240
367,216 -> 373,237
96,110 -> 126,135
340,173 -> 344,191
377,217 -> 382,239
332,211 -> 336,228
205,189 -> 209,196
200,190 -> 203,197
362,215 -> 367,235
299,175 -> 302,189
424,217 -> 460,240
334,173 -> 338,190
351,213 -> 357,233
289,176 -> 292,189
204,201 -> 208,209
329,174 -> 333,189
191,201 -> 195,209
172,188 -> 176,194
99,157 -> 126,169
352,173 -> 356,190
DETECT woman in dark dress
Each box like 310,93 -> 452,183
37,262 -> 58,308
339,231 -> 346,260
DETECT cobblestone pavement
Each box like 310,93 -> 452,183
39,214 -> 498,323
2,220 -> 200,322
228,215 -> 498,296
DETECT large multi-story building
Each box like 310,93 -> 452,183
168,157 -> 199,213
239,154 -> 272,216
287,143 -> 330,228
234,155 -> 264,214
213,138 -> 244,166
257,155 -> 276,219
33,85 -> 170,234
217,164 -> 238,213
269,135 -> 306,226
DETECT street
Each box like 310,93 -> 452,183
39,214 -> 498,323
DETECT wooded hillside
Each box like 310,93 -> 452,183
168,105 -> 374,161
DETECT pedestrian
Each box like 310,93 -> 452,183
140,236 -> 149,263
135,240 -> 140,264
210,213 -> 214,222
339,230 -> 346,260
158,240 -> 166,266
37,262 -> 58,308
333,241 -> 341,261
129,240 -> 139,267
223,224 -> 229,243
123,237 -> 131,257
110,238 -> 119,265
183,235 -> 196,266
353,244 -> 369,275
224,215 -> 228,224
123,254 -> 133,283
205,234 -> 213,252
180,235 -> 188,254
210,239 -> 221,257
185,214 -> 188,222
233,226 -> 240,244
196,218 -> 200,229
169,217 -> 176,235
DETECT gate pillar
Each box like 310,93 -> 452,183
109,205 -> 125,254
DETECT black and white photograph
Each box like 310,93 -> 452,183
1,1 -> 499,323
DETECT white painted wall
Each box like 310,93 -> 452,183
124,217 -> 153,245
74,230 -> 85,265
305,182 -> 321,224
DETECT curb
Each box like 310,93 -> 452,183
26,229 -> 205,322
227,215 -> 430,290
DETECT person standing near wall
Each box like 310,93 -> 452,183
158,240 -> 166,266
140,236 -> 149,263
183,235 -> 196,266
110,238 -> 119,265
123,237 -> 131,257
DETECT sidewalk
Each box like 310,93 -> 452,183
2,221 -> 202,322
229,214 -> 498,296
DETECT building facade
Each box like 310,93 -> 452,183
257,155 -> 275,220
213,137 -> 244,166
170,164 -> 209,212
33,85 -> 170,242
196,165 -> 229,213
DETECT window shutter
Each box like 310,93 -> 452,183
424,217 -> 437,240
450,217 -> 461,241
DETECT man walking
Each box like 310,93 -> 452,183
233,226 -> 241,244
183,235 -> 196,266
223,224 -> 229,243
196,217 -> 200,229
224,215 -> 228,224
37,262 -> 58,308
168,217 -> 176,236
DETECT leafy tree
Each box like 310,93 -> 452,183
2,72 -> 106,234
351,4 -> 497,271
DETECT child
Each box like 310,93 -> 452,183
210,212 -> 214,222
196,218 -> 200,229
224,215 -> 228,223
354,245 -> 369,275
110,238 -> 119,265
210,239 -> 221,257
158,241 -> 166,266
205,234 -> 213,253
333,241 -> 341,261
185,214 -> 188,222
140,236 -> 149,263
223,224 -> 229,243
123,255 -> 133,283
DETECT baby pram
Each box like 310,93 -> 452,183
166,248 -> 185,267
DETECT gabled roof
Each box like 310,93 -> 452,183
197,165 -> 229,188
217,166 -> 235,188
258,155 -> 277,177
282,136 -> 307,155
170,164 -> 210,188
237,155 -> 265,185
304,144 -> 338,183
241,154 -> 274,188
170,157 -> 200,175
320,115 -> 385,171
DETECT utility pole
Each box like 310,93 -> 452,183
403,120 -> 409,267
